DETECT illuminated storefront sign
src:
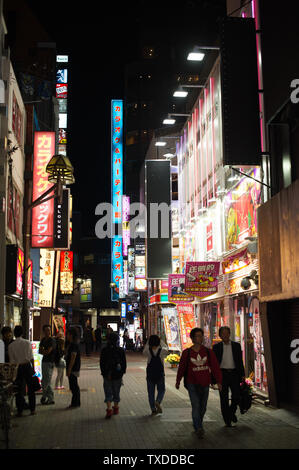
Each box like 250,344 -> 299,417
32,132 -> 55,248
111,100 -> 124,300
56,55 -> 68,63
39,249 -> 55,307
222,248 -> 250,274
122,195 -> 130,256
121,302 -> 126,318
56,69 -> 68,83
60,251 -> 73,295
135,278 -> 147,291
128,247 -> 135,292
80,278 -> 92,302
58,129 -> 67,144
185,261 -> 220,298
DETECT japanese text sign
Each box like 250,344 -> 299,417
168,274 -> 194,303
112,235 -> 123,293
185,261 -> 220,298
111,100 -> 123,224
60,251 -> 73,294
177,303 -> 195,350
32,132 -> 55,248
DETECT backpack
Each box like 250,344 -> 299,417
105,347 -> 123,379
146,347 -> 164,384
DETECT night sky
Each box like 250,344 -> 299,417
24,0 -> 226,237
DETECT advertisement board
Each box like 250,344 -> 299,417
56,83 -> 68,99
168,274 -> 194,303
177,303 -> 195,350
80,278 -> 92,302
32,132 -> 56,248
162,307 -> 181,351
128,247 -> 135,292
54,189 -> 70,250
31,342 -> 42,384
185,262 -> 220,298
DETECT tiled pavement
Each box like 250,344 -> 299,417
2,351 -> 299,450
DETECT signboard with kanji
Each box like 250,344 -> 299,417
185,261 -> 220,298
32,132 -> 55,248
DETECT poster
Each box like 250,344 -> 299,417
185,261 -> 220,298
168,274 -> 194,303
225,168 -> 261,250
31,342 -> 42,384
177,303 -> 195,350
162,307 -> 181,351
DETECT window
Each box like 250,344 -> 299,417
142,46 -> 155,59
84,254 -> 94,265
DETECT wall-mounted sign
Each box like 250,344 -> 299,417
206,222 -> 213,253
39,249 -> 55,307
56,55 -> 68,63
135,278 -> 147,291
128,246 -> 135,292
60,251 -> 73,295
59,113 -> 67,129
168,274 -> 194,303
32,132 -> 55,248
56,69 -> 68,84
80,278 -> 92,302
54,189 -> 70,250
185,262 -> 220,298
122,196 -> 130,257
56,83 -> 68,99
222,248 -> 250,274
162,307 -> 181,351
121,302 -> 126,318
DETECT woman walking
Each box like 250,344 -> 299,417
143,335 -> 168,415
65,327 -> 81,409
100,332 -> 126,419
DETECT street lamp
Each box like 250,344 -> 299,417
21,153 -> 75,339
173,85 -> 204,98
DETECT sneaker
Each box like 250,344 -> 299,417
113,406 -> 119,415
105,409 -> 113,419
45,400 -> 55,405
54,387 -> 60,390
155,401 -> 162,414
151,409 -> 158,415
60,386 -> 65,389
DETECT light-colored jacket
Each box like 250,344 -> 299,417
143,340 -> 168,365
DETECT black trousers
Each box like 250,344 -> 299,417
219,369 -> 240,424
15,363 -> 36,413
68,374 -> 80,407
85,342 -> 92,356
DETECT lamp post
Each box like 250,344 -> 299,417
21,154 -> 75,339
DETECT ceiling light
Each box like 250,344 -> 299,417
187,52 -> 205,61
163,153 -> 175,158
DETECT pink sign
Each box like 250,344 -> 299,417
122,196 -> 130,257
168,274 -> 194,303
16,248 -> 24,296
185,262 -> 220,298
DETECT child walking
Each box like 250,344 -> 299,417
143,335 -> 168,415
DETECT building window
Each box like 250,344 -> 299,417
84,254 -> 94,264
142,46 -> 155,59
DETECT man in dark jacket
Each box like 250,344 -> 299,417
100,333 -> 126,419
213,326 -> 245,427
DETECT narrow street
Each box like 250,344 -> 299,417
2,351 -> 299,450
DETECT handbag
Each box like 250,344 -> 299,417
31,374 -> 41,392
239,381 -> 252,414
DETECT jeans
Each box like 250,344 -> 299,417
187,383 -> 210,431
219,369 -> 241,424
68,374 -> 80,407
147,378 -> 165,411
15,363 -> 36,413
55,367 -> 65,388
103,377 -> 122,403
41,361 -> 54,401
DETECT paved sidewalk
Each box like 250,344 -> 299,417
2,351 -> 299,449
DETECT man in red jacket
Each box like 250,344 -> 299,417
176,328 -> 222,438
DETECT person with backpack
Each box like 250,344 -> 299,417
100,332 -> 126,419
176,328 -> 222,438
54,327 -> 66,390
143,335 -> 168,415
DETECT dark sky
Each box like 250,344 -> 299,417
23,0 -> 226,236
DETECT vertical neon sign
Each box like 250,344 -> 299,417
111,100 -> 123,300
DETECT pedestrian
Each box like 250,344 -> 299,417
54,327 -> 66,390
107,325 -> 113,337
8,325 -> 36,417
100,332 -> 126,419
83,324 -> 93,356
176,327 -> 222,438
1,326 -> 14,363
39,324 -> 56,405
123,328 -> 129,350
95,325 -> 102,352
65,327 -> 81,408
213,326 -> 245,427
143,335 -> 168,415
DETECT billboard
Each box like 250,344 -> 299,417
162,307 -> 181,351
177,303 -> 196,350
32,132 -> 55,248
145,160 -> 172,279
